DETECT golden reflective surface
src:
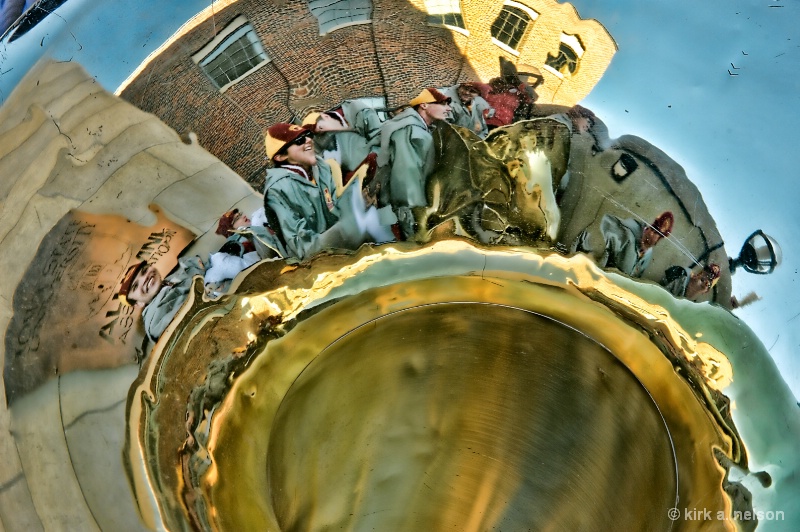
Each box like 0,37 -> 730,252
1,1 -> 798,530
129,243 -> 749,530
268,303 -> 677,530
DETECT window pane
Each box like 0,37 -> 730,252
309,0 -> 372,34
491,6 -> 530,50
198,23 -> 269,89
427,12 -> 465,29
546,44 -> 580,76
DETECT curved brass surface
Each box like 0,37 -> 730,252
129,242 -> 742,530
0,2 -> 797,531
268,303 -> 677,530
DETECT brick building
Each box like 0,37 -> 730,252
440,0 -> 616,104
119,0 -> 615,187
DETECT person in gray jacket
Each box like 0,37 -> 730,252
263,122 -> 386,260
203,207 -> 286,298
439,82 -> 491,138
661,262 -> 721,299
572,211 -> 674,277
303,100 -> 382,174
376,87 -> 452,236
117,256 -> 206,341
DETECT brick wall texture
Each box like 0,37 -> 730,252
120,0 -> 615,188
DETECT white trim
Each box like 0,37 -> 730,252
445,25 -> 469,36
424,0 -> 463,16
423,0 -> 467,34
561,33 -> 585,57
502,1 -> 539,20
541,63 -> 563,79
491,37 -> 521,57
192,15 -> 250,63
319,19 -> 372,36
427,23 -> 469,36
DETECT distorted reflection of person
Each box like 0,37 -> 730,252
572,211 -> 674,277
117,257 -> 207,341
479,58 -> 537,130
302,100 -> 382,174
376,87 -> 452,237
482,76 -> 525,131
661,262 -> 721,299
263,123 -> 390,261
204,207 -> 285,297
438,82 -> 492,138
418,116 -> 570,246
564,104 -> 597,135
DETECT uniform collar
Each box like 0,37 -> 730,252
283,164 -> 313,182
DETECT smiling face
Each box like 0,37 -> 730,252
275,133 -> 317,168
127,264 -> 163,307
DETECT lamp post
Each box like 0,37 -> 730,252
729,230 -> 781,274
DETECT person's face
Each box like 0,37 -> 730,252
572,116 -> 593,134
315,114 -> 347,133
640,225 -> 663,251
276,132 -> 316,168
232,211 -> 250,229
457,86 -> 478,105
685,270 -> 715,299
128,264 -> 163,307
424,101 -> 452,122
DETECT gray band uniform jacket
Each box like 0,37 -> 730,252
598,214 -> 654,277
264,157 -> 365,260
376,107 -> 435,210
660,265 -> 692,297
142,255 -> 206,340
572,214 -> 654,278
439,85 -> 491,139
315,100 -> 382,173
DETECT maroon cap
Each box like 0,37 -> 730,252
118,261 -> 147,306
265,122 -> 313,160
409,87 -> 452,106
216,209 -> 240,236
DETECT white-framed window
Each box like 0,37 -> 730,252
308,0 -> 372,36
491,1 -> 538,54
192,16 -> 270,92
424,0 -> 467,33
543,33 -> 585,78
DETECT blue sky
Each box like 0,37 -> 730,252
568,0 -> 800,399
0,0 -> 798,398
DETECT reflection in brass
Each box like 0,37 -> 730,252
417,118 -> 571,245
128,242 -> 747,531
3,206 -> 194,403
